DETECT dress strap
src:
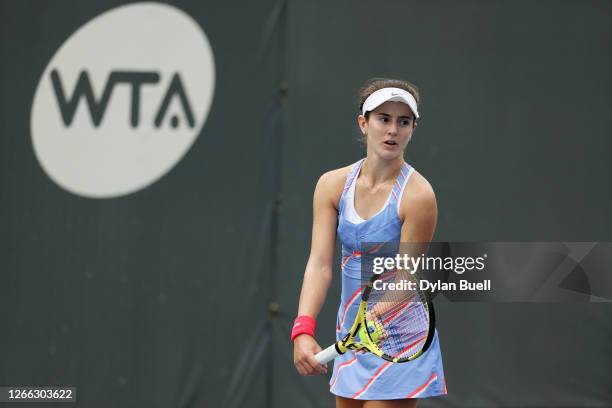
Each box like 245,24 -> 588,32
393,162 -> 414,214
338,159 -> 365,214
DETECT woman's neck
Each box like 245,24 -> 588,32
360,156 -> 404,187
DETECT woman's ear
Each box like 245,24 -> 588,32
357,114 -> 367,135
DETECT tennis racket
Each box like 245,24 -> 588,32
315,269 -> 435,364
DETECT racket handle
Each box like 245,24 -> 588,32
315,344 -> 340,364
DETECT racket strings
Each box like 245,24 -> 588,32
366,272 -> 430,359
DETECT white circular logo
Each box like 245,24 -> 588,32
30,2 -> 215,198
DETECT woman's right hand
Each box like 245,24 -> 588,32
293,334 -> 328,376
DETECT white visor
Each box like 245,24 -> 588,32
361,87 -> 419,119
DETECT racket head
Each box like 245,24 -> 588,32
360,269 -> 436,363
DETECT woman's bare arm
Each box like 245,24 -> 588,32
297,172 -> 341,317
294,168 -> 348,376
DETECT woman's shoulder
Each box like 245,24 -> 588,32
400,168 -> 437,217
314,163 -> 356,207
406,168 -> 435,195
317,164 -> 352,188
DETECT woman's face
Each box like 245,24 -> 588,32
358,101 -> 417,160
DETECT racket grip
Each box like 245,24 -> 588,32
315,344 -> 340,364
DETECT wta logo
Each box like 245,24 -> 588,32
30,2 -> 215,198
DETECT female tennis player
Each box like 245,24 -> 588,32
291,78 -> 447,407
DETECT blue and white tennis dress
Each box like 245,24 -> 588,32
329,159 -> 447,400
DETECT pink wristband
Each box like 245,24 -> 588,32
290,315 -> 316,342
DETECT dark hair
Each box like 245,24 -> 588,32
357,77 -> 421,121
